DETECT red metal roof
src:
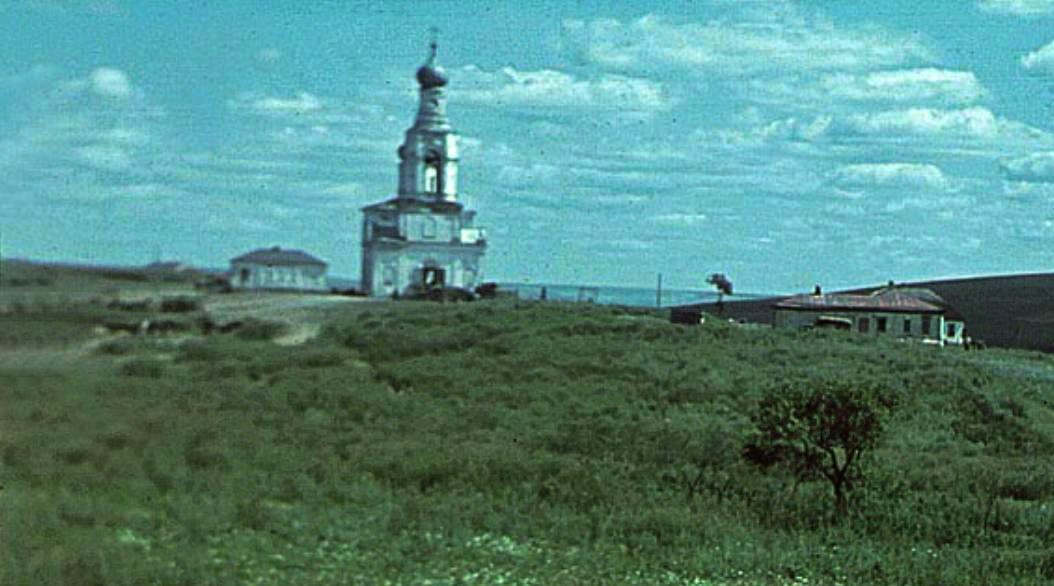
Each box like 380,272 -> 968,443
773,291 -> 943,313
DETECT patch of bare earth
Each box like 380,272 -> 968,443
205,293 -> 377,345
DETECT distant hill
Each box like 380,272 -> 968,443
0,258 -> 206,291
678,273 -> 1054,353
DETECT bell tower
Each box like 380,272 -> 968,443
359,36 -> 487,298
397,38 -> 459,202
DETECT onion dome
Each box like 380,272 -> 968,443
416,41 -> 448,89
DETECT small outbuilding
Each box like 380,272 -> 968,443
229,246 -> 328,292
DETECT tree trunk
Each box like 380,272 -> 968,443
833,479 -> 848,519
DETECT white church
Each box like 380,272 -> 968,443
360,42 -> 487,297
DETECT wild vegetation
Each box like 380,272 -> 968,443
3,271 -> 1054,584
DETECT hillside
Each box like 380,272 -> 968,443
683,272 -> 1054,353
4,287 -> 1054,584
0,258 -> 202,307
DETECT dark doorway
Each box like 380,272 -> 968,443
422,267 -> 446,289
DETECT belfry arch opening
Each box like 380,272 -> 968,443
424,150 -> 443,195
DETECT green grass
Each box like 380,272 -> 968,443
3,298 -> 1054,584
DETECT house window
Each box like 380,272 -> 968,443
877,317 -> 887,333
858,317 -> 870,333
903,319 -> 912,334
946,323 -> 956,337
922,315 -> 932,335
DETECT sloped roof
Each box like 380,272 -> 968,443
870,286 -> 965,321
231,247 -> 327,267
871,286 -> 945,305
774,291 -> 943,314
363,197 -> 463,214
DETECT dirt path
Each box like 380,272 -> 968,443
204,293 -> 378,345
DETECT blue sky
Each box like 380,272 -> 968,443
4,0 -> 1054,294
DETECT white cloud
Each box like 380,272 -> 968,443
883,195 -> 969,213
1000,152 -> 1054,182
75,144 -> 133,171
456,66 -> 672,114
716,115 -> 833,145
605,239 -> 653,251
1022,40 -> 1054,74
11,1 -> 125,16
831,163 -> 949,191
257,48 -> 282,63
842,107 -> 1046,141
320,182 -> 365,196
0,67 -> 165,203
561,11 -> 934,76
101,127 -> 150,146
1003,180 -> 1054,197
243,91 -> 322,115
822,69 -> 985,104
651,213 -> 708,226
979,0 -> 1054,15
89,67 -> 132,98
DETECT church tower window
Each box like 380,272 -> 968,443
424,150 -> 442,195
425,166 -> 438,193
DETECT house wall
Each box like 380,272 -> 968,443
362,244 -> 483,297
363,210 -> 462,243
229,262 -> 327,291
774,308 -> 945,342
361,206 -> 485,297
403,213 -> 458,242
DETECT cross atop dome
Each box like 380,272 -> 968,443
416,28 -> 448,90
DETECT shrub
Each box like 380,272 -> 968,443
95,338 -> 137,356
176,340 -> 221,362
119,357 -> 166,378
160,296 -> 200,313
235,319 -> 287,341
300,350 -> 346,368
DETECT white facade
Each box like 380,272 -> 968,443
360,43 -> 486,297
229,247 -> 328,292
774,307 -> 947,343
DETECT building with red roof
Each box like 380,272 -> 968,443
772,285 -> 966,345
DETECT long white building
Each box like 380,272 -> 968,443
229,246 -> 328,292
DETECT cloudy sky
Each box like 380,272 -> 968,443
3,0 -> 1054,293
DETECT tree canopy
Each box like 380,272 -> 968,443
743,378 -> 898,517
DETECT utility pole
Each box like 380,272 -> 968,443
656,272 -> 663,308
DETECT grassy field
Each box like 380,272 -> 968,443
4,261 -> 1054,584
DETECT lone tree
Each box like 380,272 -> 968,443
706,273 -> 733,298
743,378 -> 897,517
706,273 -> 733,313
